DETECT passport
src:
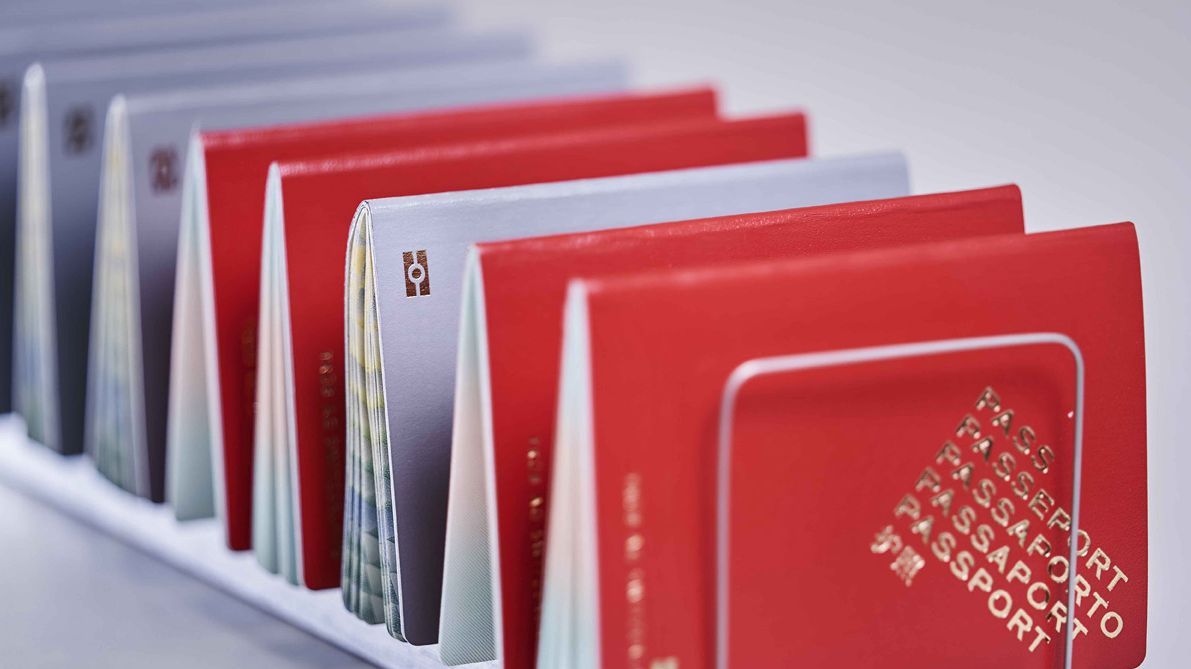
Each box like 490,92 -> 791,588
248,113 -> 814,634
341,150 -> 903,653
165,88 -> 717,538
546,222 -> 1146,669
452,186 -> 1025,669
75,58 -> 626,500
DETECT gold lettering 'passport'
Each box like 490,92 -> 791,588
720,337 -> 1129,667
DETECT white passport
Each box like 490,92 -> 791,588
324,153 -> 910,656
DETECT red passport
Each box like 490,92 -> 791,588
170,88 -> 720,549
545,222 -> 1145,668
456,187 -> 1025,669
260,111 -> 810,589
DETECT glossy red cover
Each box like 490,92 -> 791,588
576,222 -> 1145,668
277,112 -> 810,588
473,186 -> 1026,669
198,88 -> 719,550
725,341 -> 1081,666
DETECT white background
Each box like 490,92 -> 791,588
458,0 -> 1190,665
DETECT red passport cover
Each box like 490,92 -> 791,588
574,222 -> 1145,668
472,186 -> 1025,669
724,338 -> 1083,666
197,88 -> 720,550
277,112 -> 810,588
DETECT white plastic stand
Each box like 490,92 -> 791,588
0,415 -> 492,669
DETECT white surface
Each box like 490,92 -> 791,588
458,2 -> 1187,666
0,415 -> 467,669
0,476 -> 368,669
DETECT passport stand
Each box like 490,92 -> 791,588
0,414 -> 491,669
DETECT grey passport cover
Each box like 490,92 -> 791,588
20,32 -> 530,448
1,1 -> 453,416
356,152 -> 911,644
120,59 -> 627,501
